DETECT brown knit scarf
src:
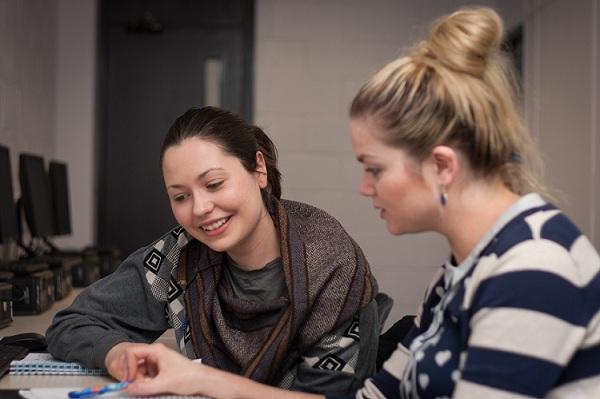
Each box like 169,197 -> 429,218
177,197 -> 376,385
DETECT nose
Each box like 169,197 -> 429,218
192,194 -> 214,216
359,175 -> 375,197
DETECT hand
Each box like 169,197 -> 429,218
122,342 -> 203,396
105,342 -> 144,380
122,343 -> 324,399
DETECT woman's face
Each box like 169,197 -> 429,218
162,137 -> 269,254
349,117 -> 439,235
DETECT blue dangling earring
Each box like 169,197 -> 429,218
440,192 -> 448,206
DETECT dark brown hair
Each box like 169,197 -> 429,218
160,106 -> 282,199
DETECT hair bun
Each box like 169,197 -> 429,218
424,7 -> 503,77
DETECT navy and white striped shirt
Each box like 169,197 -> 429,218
329,193 -> 600,399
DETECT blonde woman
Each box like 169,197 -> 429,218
119,7 -> 600,399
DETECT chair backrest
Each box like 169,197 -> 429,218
376,314 -> 416,371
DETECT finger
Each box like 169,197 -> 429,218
107,359 -> 124,381
140,363 -> 150,379
147,360 -> 159,378
122,352 -> 130,382
126,378 -> 166,396
124,349 -> 143,381
123,344 -> 163,381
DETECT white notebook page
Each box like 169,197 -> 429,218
19,387 -> 209,399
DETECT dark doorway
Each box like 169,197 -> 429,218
97,0 -> 254,256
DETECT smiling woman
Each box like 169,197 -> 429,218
162,137 -> 276,261
45,106 -> 384,397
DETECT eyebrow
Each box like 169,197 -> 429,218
166,167 -> 225,190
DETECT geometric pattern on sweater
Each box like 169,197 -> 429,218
143,227 -> 191,355
278,315 -> 360,388
141,199 -> 377,393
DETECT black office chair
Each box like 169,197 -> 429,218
376,314 -> 416,371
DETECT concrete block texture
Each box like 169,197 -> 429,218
255,0 -> 600,311
0,0 -> 57,187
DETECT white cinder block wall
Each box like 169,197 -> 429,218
523,0 -> 600,249
0,0 -> 96,253
0,0 -> 57,198
52,0 -> 97,249
254,0 -> 508,324
0,0 -> 57,259
255,0 -> 600,326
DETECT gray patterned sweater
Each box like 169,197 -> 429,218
46,199 -> 384,396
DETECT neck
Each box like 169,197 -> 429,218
227,208 -> 280,271
440,178 -> 520,264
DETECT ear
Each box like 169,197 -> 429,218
255,151 -> 268,189
428,145 -> 459,187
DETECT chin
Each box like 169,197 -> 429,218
385,222 -> 407,236
203,240 -> 232,253
385,224 -> 401,235
188,231 -> 230,252
388,229 -> 405,236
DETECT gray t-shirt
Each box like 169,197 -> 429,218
223,257 -> 286,303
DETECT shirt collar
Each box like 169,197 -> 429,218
444,193 -> 547,286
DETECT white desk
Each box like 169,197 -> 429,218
0,287 -> 177,389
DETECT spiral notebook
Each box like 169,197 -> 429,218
19,388 -> 208,399
9,353 -> 108,375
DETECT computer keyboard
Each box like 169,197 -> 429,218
0,344 -> 28,377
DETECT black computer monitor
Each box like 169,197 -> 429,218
0,145 -> 19,243
48,161 -> 72,236
19,154 -> 54,238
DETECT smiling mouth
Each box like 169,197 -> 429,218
201,216 -> 231,232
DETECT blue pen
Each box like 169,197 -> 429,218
68,381 -> 129,398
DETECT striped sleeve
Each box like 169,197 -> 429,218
456,236 -> 593,398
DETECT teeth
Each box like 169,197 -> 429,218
202,217 -> 229,231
